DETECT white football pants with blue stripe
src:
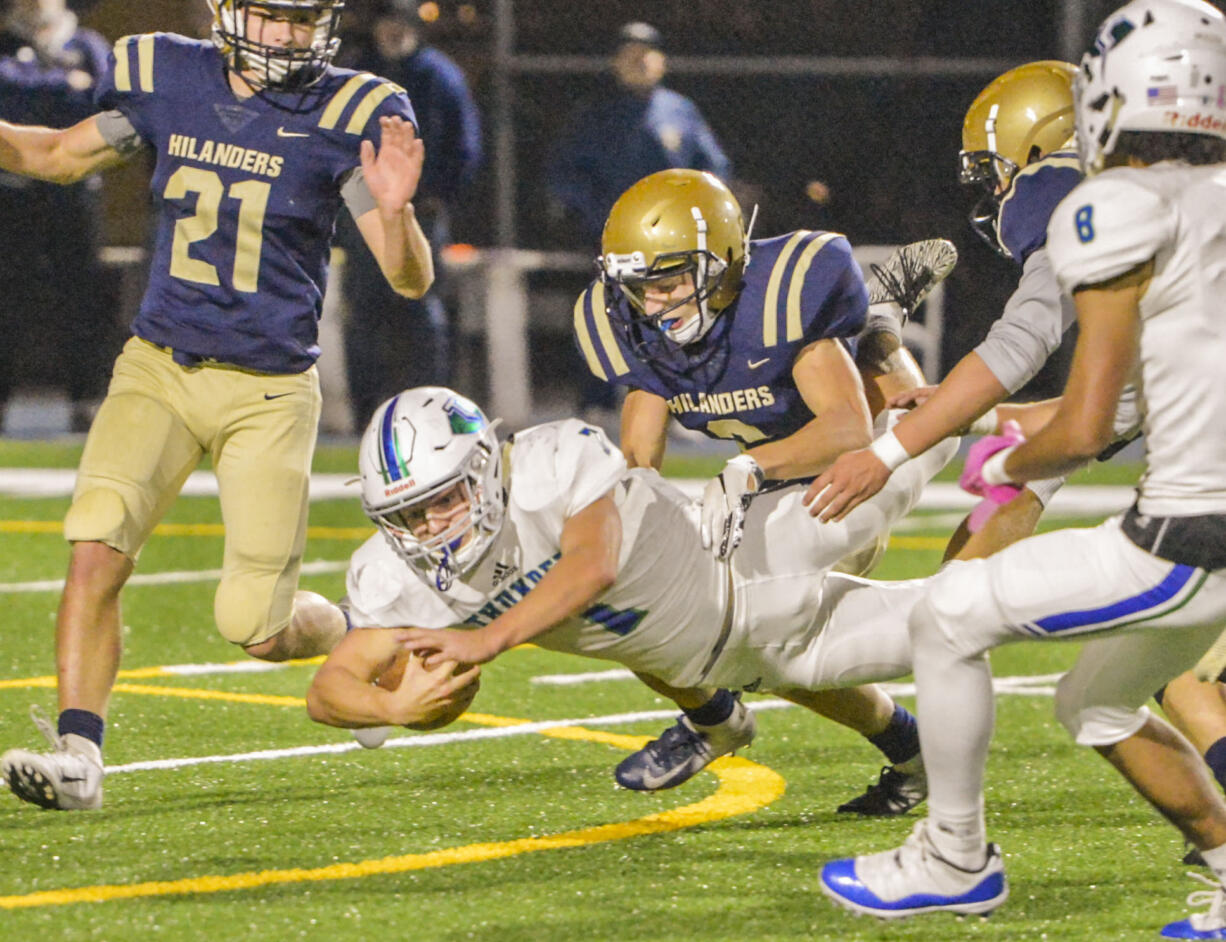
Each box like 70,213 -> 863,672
909,515 -> 1226,850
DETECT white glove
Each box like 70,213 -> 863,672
700,454 -> 765,560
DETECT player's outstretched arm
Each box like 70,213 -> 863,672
0,114 -> 129,185
806,351 -> 1011,521
354,115 -> 435,299
620,389 -> 670,470
401,493 -> 622,668
307,626 -> 480,729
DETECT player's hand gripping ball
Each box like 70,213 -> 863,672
377,647 -> 481,731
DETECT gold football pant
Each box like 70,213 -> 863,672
64,337 -> 322,646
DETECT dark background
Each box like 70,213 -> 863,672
70,0 -> 1217,400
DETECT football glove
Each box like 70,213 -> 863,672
700,454 -> 765,560
959,420 -> 1026,504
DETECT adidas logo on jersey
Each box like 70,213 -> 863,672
491,561 -> 518,586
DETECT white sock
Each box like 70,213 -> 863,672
1201,843 -> 1226,885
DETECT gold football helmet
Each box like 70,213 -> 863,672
599,169 -> 747,361
960,60 -> 1076,255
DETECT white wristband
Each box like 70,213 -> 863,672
966,407 -> 999,436
980,446 -> 1018,486
869,429 -> 911,471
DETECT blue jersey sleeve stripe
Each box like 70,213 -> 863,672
137,34 -> 155,92
345,81 -> 399,135
573,288 -> 608,381
762,231 -> 808,348
785,231 -> 840,343
111,35 -> 135,92
319,73 -> 378,130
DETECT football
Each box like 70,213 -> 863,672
375,648 -> 480,731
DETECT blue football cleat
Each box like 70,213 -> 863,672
1162,872 -> 1226,939
821,821 -> 1008,919
615,697 -> 755,791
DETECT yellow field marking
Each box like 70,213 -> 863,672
0,713 -> 785,910
0,520 -> 372,540
888,535 -> 948,551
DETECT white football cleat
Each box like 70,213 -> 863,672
1161,872 -> 1226,939
352,726 -> 392,749
1,705 -> 104,810
820,820 -> 1008,919
866,238 -> 958,326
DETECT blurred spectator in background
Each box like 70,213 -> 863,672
546,21 -> 731,247
545,21 -> 731,418
334,0 -> 482,432
0,0 -> 113,432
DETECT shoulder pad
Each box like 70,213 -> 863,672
752,230 -> 862,347
317,72 -> 411,136
108,33 -> 161,95
1047,170 -> 1173,294
998,151 -> 1083,262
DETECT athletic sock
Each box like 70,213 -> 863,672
1201,842 -> 1226,886
58,709 -> 104,749
867,703 -> 920,766
684,689 -> 736,727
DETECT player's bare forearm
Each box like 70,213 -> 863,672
891,352 -> 1009,456
377,204 -> 435,298
401,496 -> 622,666
996,397 -> 1061,438
620,389 -> 669,469
0,115 -> 125,184
748,402 -> 870,479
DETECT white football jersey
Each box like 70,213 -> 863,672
345,419 -> 732,686
1048,162 -> 1226,515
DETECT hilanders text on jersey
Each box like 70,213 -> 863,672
666,385 -> 776,417
166,133 -> 284,179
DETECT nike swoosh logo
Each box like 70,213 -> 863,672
264,392 -> 293,400
747,358 -> 770,369
277,127 -> 310,138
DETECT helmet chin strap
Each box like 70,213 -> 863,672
435,545 -> 457,591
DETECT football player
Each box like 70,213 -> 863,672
0,0 -> 433,811
808,59 -> 1098,541
571,168 -> 953,812
820,2 -> 1226,932
812,56 -> 1226,852
305,388 -> 959,767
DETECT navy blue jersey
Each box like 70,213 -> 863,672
574,230 -> 867,448
997,149 -> 1082,263
96,33 -> 417,374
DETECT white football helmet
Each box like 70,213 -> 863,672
359,388 -> 504,591
1076,0 -> 1226,173
207,0 -> 345,90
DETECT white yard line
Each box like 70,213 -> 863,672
103,672 -> 1065,776
0,468 -> 1134,515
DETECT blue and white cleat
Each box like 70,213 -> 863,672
1162,872 -> 1226,939
821,821 -> 1008,919
615,696 -> 756,791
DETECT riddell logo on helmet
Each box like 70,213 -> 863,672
1166,111 -> 1226,131
383,479 -> 417,498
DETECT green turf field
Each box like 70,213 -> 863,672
0,444 -> 1199,940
